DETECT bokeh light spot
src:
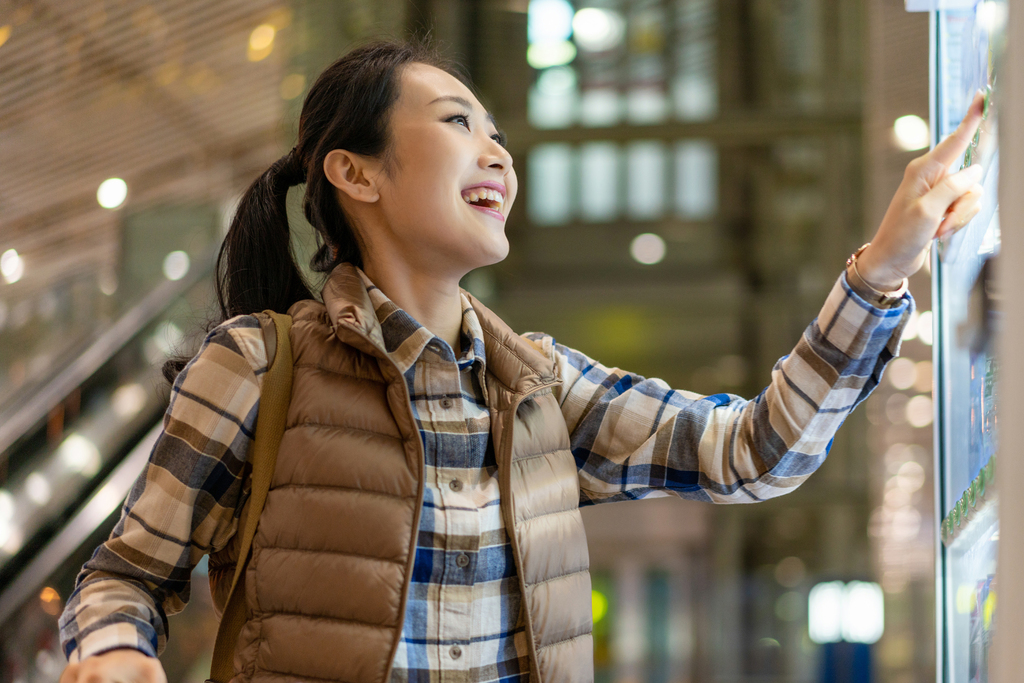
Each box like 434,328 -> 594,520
97,178 -> 128,209
630,233 -> 666,265
893,115 -> 929,151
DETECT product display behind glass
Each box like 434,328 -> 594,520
926,1 -> 1006,681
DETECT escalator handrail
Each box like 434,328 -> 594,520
0,251 -> 216,459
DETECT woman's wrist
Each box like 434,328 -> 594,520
844,243 -> 908,307
852,244 -> 905,293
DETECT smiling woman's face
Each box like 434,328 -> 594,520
365,62 -> 517,278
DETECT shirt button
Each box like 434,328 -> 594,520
450,645 -> 462,660
449,478 -> 463,492
440,398 -> 453,409
455,553 -> 470,568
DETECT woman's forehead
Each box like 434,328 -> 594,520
400,63 -> 480,110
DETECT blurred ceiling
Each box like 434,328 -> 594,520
0,0 -> 292,296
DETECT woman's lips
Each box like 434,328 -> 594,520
467,203 -> 505,221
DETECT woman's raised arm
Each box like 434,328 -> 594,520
526,268 -> 912,504
527,93 -> 990,506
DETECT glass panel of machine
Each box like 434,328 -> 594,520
933,2 -> 1005,682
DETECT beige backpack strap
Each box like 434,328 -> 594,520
208,311 -> 293,683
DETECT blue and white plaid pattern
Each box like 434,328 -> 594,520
531,273 -> 912,506
362,277 -> 532,680
59,268 -> 912,681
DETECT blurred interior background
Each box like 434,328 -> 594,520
0,1 -> 943,681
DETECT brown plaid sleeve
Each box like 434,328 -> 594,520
58,315 -> 267,662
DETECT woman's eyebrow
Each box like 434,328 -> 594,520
429,95 -> 498,127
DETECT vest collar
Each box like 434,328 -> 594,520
462,291 -> 559,397
320,263 -> 390,361
320,263 -> 557,396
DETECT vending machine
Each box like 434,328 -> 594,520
912,0 -> 1007,680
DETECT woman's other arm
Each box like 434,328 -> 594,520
57,316 -> 267,665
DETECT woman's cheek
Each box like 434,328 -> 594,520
506,170 -> 518,211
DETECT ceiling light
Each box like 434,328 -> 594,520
151,321 -> 184,359
893,115 -> 929,151
112,383 -> 148,419
630,233 -> 666,265
2,525 -> 23,554
249,24 -> 275,51
914,361 -> 933,393
900,309 -> 919,341
572,8 -> 625,52
97,178 -> 128,209
905,395 -> 933,428
59,434 -> 101,476
248,24 -> 275,61
536,66 -> 577,95
808,581 -> 844,644
917,310 -> 933,346
162,250 -> 190,281
841,582 -> 885,644
280,73 -> 306,100
896,460 -> 926,493
527,41 -> 577,69
809,581 -> 885,644
39,587 -> 61,616
1,249 -> 24,284
0,491 -> 13,522
25,472 -> 51,505
528,0 -> 574,44
886,357 -> 916,390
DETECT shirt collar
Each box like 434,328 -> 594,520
358,269 -> 487,377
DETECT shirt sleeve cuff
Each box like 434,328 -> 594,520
845,263 -> 908,307
67,624 -> 157,663
816,270 -> 915,360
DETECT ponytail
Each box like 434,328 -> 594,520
161,149 -> 311,383
216,147 -> 313,320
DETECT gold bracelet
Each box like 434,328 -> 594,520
846,243 -> 909,305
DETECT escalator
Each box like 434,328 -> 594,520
0,254 -> 221,682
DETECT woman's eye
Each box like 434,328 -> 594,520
450,114 -> 469,128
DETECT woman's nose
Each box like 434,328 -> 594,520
480,140 -> 512,171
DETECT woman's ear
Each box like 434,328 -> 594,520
324,149 -> 382,204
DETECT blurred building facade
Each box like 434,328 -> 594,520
0,1 -> 938,682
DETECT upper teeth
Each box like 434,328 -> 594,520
463,188 -> 504,206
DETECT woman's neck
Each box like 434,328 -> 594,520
360,257 -> 465,354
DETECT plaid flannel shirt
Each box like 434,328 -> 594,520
59,268 -> 912,681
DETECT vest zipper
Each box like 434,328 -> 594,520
337,323 -> 426,683
337,319 -> 560,681
495,380 -> 561,681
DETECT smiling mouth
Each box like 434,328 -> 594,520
461,188 -> 505,212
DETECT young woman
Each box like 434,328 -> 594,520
58,41 -> 984,683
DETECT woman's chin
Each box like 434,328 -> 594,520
457,227 -> 509,268
478,237 -> 510,266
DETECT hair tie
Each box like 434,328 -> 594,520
276,146 -> 306,187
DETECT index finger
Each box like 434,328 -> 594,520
928,90 -> 985,167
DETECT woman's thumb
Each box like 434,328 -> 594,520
923,163 -> 984,216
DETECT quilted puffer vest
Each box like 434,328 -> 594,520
210,265 -> 593,683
